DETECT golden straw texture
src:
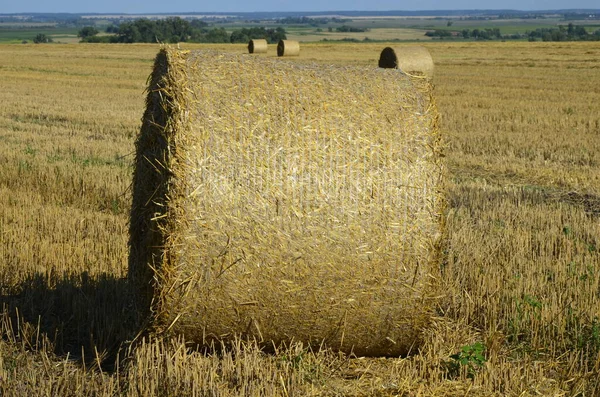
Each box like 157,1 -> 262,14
130,47 -> 444,356
277,40 -> 300,56
378,46 -> 435,79
248,39 -> 268,54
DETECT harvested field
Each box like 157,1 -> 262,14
0,42 -> 599,396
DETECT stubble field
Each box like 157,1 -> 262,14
0,41 -> 599,395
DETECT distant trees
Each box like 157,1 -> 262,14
426,23 -> 598,41
105,24 -> 120,33
82,18 -> 287,44
228,27 -> 286,44
528,23 -> 599,41
33,33 -> 53,43
425,29 -> 452,38
114,17 -> 194,43
200,27 -> 229,43
77,18 -> 600,45
336,25 -> 369,33
276,16 -> 323,26
96,18 -> 198,43
78,26 -> 99,39
459,28 -> 501,40
449,28 -> 502,40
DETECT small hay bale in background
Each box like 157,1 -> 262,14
277,39 -> 300,56
129,48 -> 445,357
248,39 -> 268,54
379,46 -> 434,79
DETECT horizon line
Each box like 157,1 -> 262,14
2,8 -> 600,15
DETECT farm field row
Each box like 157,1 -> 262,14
0,41 -> 599,395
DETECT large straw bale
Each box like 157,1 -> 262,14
129,48 -> 445,357
277,40 -> 300,56
248,39 -> 268,54
379,46 -> 434,79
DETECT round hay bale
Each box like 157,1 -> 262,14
277,40 -> 300,56
378,46 -> 434,79
248,39 -> 268,54
129,48 -> 445,357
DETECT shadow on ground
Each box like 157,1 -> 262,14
0,271 -> 142,371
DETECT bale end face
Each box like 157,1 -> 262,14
379,47 -> 399,68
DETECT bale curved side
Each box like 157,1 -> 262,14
248,39 -> 268,54
277,40 -> 300,56
378,46 -> 434,79
130,49 -> 444,356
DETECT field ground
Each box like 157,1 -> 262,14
0,41 -> 599,395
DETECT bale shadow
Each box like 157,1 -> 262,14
0,271 -> 142,371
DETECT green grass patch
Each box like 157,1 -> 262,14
0,27 -> 79,43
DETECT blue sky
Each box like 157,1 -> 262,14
3,1 -> 599,13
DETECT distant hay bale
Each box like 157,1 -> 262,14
378,46 -> 434,79
248,39 -> 268,54
277,40 -> 300,56
129,48 -> 444,357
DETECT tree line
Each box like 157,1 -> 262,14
425,28 -> 501,39
527,23 -> 600,41
79,17 -> 286,44
425,23 -> 600,41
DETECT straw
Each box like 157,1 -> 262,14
129,47 -> 445,356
